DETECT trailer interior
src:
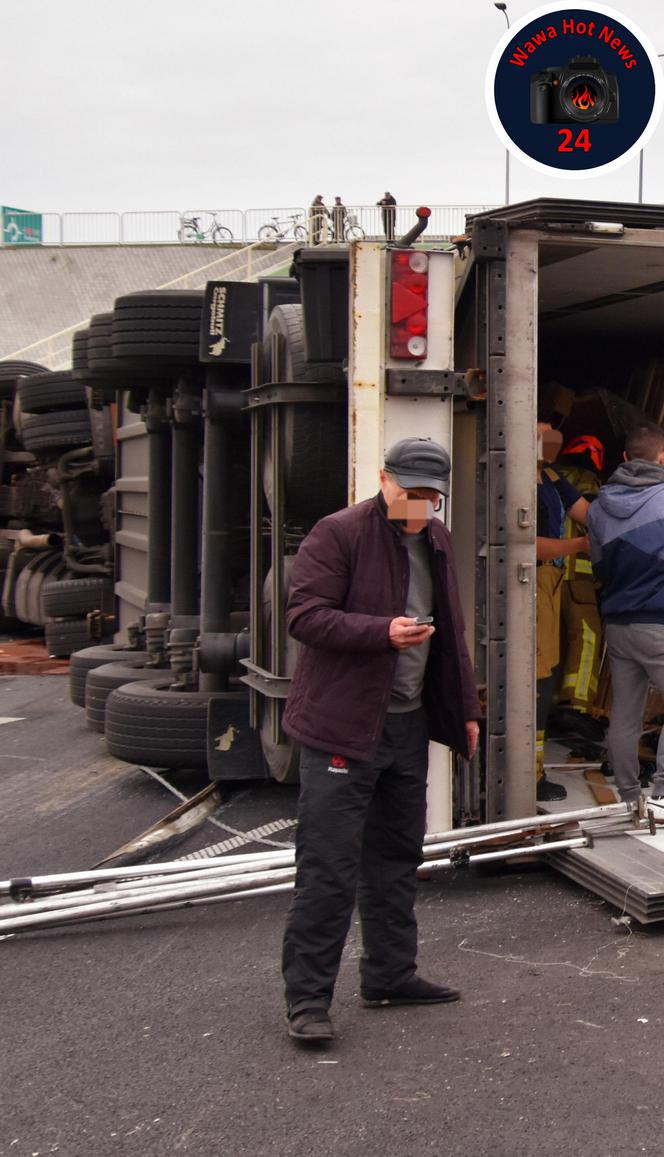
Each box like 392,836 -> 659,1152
529,202 -> 664,919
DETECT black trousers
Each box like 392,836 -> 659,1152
282,709 -> 429,1014
381,207 -> 396,241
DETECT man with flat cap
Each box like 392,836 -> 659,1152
281,437 -> 481,1043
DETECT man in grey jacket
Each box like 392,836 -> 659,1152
281,437 -> 480,1044
587,422 -> 664,814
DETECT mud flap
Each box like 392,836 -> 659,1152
207,692 -> 264,781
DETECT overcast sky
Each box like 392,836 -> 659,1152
3,0 -> 664,215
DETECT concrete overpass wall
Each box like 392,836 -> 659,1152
0,245 -> 234,357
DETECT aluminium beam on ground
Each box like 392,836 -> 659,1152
0,801 -> 635,900
0,837 -> 593,936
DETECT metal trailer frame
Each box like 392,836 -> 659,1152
464,200 -> 664,917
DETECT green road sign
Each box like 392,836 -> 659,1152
2,206 -> 42,245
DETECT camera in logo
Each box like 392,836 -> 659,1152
530,56 -> 619,124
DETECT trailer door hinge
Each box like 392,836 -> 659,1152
517,507 -> 533,529
517,562 -> 533,584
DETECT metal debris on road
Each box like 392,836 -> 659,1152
0,802 -> 650,937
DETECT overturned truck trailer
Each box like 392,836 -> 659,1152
97,198 -> 664,921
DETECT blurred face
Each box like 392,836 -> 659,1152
380,471 -> 442,533
537,422 -> 563,464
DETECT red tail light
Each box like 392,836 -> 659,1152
390,250 -> 429,359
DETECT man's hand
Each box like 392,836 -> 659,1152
389,617 -> 435,651
465,720 -> 480,759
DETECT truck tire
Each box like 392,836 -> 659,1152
2,547 -> 40,618
72,328 -> 90,376
44,617 -> 92,658
0,361 -> 47,401
69,645 -> 149,708
85,660 -> 161,732
114,290 -> 205,313
14,551 -> 65,625
105,678 -> 211,768
0,540 -> 15,628
87,313 -> 117,376
0,487 -> 14,517
21,410 -> 92,453
262,304 -> 347,523
29,558 -> 66,624
17,372 -> 86,414
112,291 -> 204,366
111,338 -> 202,364
42,576 -> 114,618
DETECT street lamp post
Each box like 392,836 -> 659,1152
638,52 -> 664,203
493,2 -> 511,204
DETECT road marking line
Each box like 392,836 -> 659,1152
137,765 -> 297,850
178,818 -> 297,859
0,717 -> 25,725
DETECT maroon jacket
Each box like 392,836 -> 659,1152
282,494 -> 481,762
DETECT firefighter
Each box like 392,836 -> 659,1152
555,435 -> 605,734
536,422 -> 591,801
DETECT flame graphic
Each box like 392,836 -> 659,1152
571,83 -> 597,111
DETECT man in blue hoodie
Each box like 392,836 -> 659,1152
587,422 -> 664,816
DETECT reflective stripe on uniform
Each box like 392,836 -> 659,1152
559,617 -> 598,704
574,558 -> 593,575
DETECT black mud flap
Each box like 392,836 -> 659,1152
199,282 -> 260,365
207,693 -> 265,781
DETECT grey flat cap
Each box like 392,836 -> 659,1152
384,437 -> 451,495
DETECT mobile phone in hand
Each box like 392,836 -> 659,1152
414,616 -> 434,625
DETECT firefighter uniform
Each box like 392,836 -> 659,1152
536,465 -> 584,790
557,459 -> 602,714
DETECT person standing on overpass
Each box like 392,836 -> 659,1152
377,192 -> 397,241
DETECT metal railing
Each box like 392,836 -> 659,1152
0,201 -> 494,368
0,204 -> 494,248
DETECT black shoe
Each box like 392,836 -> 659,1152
567,740 -> 606,762
361,976 -> 461,1007
547,707 -> 607,743
536,775 -> 567,802
287,1009 -> 334,1043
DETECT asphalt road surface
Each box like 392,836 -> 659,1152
2,674 -> 664,1157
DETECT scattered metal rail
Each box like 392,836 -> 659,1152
0,802 -> 650,937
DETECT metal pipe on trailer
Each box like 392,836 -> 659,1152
268,332 -> 286,748
145,387 -> 172,609
169,376 -> 202,621
247,342 -> 264,731
198,373 -> 244,692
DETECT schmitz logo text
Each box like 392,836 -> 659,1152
209,285 -> 229,356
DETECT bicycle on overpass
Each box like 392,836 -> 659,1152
178,212 -> 234,244
257,214 -> 308,242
